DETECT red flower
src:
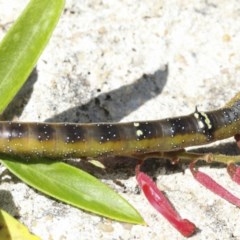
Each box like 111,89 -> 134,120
136,165 -> 196,237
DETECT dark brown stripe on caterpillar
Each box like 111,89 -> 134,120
34,123 -> 56,141
59,124 -> 86,143
0,122 -> 28,140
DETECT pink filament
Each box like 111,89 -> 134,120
136,167 -> 196,237
227,163 -> 240,185
190,162 -> 240,207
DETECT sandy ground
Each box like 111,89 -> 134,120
1,0 -> 240,239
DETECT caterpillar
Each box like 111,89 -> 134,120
0,92 -> 240,159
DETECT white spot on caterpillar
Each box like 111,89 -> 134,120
194,112 -> 199,119
197,120 -> 205,129
136,129 -> 143,137
133,122 -> 140,127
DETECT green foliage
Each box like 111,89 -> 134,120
0,0 -> 144,233
0,0 -> 65,113
3,158 -> 144,224
0,209 -> 41,240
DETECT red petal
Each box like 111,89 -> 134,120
136,169 -> 196,237
190,162 -> 240,207
227,163 -> 240,185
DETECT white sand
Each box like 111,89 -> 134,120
0,0 -> 240,239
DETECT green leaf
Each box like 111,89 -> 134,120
0,209 -> 41,240
0,0 -> 144,227
0,0 -> 65,113
2,158 -> 145,224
